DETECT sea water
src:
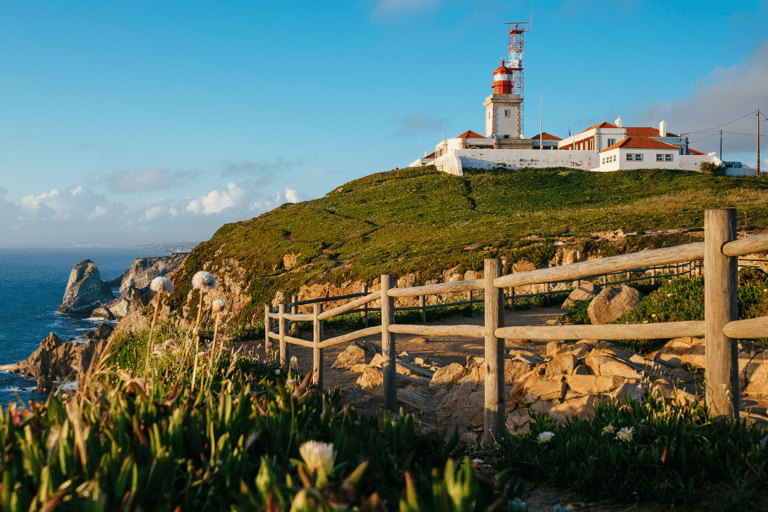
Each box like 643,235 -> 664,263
0,249 -> 169,407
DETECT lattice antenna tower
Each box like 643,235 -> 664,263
504,18 -> 530,134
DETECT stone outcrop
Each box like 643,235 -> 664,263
587,285 -> 643,324
58,253 -> 188,320
0,329 -> 110,393
57,260 -> 115,314
561,283 -> 601,310
107,253 -> 188,299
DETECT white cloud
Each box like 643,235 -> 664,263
88,205 -> 107,218
186,182 -> 245,215
144,205 -> 164,221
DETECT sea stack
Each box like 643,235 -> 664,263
57,259 -> 115,314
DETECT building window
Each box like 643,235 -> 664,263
635,154 -> 643,161
665,154 -> 673,161
656,154 -> 664,161
504,109 -> 510,117
626,154 -> 633,161
607,138 -> 615,146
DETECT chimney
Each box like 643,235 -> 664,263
659,120 -> 667,137
425,151 -> 429,157
614,116 -> 623,128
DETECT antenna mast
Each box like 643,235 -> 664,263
504,18 -> 531,135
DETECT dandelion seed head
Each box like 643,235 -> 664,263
212,299 -> 227,313
150,276 -> 174,295
602,423 -> 615,435
192,271 -> 216,291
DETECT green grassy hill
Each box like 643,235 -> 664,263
166,166 -> 768,325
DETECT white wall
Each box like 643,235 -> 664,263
434,149 -> 598,176
678,154 -> 719,172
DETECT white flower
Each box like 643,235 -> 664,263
616,426 -> 635,442
150,276 -> 174,295
299,441 -> 335,474
211,299 -> 227,313
602,423 -> 615,435
537,431 -> 554,443
192,271 -> 216,291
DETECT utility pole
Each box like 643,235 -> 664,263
720,129 -> 723,161
758,109 -> 761,176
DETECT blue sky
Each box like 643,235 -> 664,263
2,0 -> 767,248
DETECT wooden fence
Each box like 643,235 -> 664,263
266,209 -> 768,443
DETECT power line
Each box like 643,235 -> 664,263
680,110 -> 756,135
689,132 -> 719,144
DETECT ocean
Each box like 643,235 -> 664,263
0,249 -> 170,407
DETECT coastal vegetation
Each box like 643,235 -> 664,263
165,166 -> 768,326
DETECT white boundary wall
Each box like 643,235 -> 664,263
434,149 -> 597,176
435,149 -> 721,176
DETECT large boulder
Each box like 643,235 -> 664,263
587,285 -> 643,324
561,283 -> 601,310
57,260 -> 115,314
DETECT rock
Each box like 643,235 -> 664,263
437,381 -> 483,428
356,367 -> 383,394
504,360 -> 532,385
561,283 -> 601,310
332,345 -> 366,368
429,363 -> 465,391
545,353 -> 577,377
2,332 -> 107,382
57,260 -> 115,314
91,304 -> 114,320
565,375 -> 618,395
598,358 -> 642,380
369,354 -> 383,367
93,323 -> 114,340
107,252 -> 188,300
587,285 -> 644,324
106,297 -> 131,319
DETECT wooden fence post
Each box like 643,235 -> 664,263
509,287 -> 515,309
705,209 -> 739,419
468,290 -> 473,316
381,275 -> 397,412
290,295 -> 298,336
362,285 -> 369,327
483,259 -> 505,444
420,295 -> 426,322
264,304 -> 272,348
651,267 -> 656,286
603,274 -> 608,285
278,303 -> 288,368
313,303 -> 323,390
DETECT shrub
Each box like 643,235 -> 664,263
700,161 -> 725,176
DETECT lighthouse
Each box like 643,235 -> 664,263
483,21 -> 532,149
483,59 -> 526,146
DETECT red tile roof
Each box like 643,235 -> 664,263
578,122 -> 618,134
456,130 -> 485,139
599,137 -> 681,153
626,127 -> 680,137
425,152 -> 435,159
531,132 -> 562,141
687,148 -> 704,155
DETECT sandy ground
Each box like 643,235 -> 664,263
238,306 -> 768,511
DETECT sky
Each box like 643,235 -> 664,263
2,0 -> 767,248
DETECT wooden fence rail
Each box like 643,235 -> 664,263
268,209 -> 768,443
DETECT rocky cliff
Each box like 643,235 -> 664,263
57,260 -> 115,314
57,253 -> 188,320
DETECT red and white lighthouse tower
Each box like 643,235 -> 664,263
492,60 -> 515,94
483,21 -> 531,147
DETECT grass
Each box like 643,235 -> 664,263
165,166 -> 768,327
